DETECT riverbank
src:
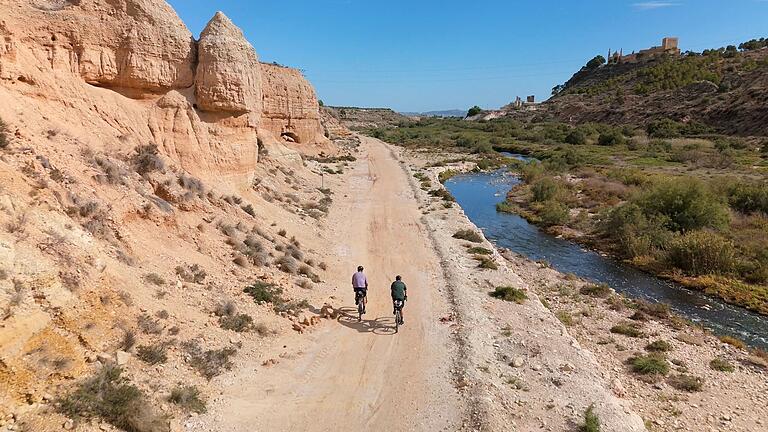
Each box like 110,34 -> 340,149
397,146 -> 647,431
366,117 -> 768,319
500,180 -> 768,317
399,146 -> 768,432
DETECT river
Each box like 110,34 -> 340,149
444,162 -> 768,349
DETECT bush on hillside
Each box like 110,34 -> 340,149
453,229 -> 483,243
564,129 -> 587,145
597,129 -> 626,146
467,106 -> 482,117
131,144 -> 165,176
489,286 -> 528,304
0,117 -> 10,149
646,119 -> 684,138
585,55 -> 606,70
58,364 -> 168,432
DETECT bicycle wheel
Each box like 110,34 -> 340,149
395,310 -> 401,332
358,299 -> 364,321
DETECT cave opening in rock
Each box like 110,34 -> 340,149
281,131 -> 300,143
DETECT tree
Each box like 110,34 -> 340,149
318,99 -> 324,107
466,106 -> 483,117
585,55 -> 606,70
565,129 -> 587,145
551,84 -> 566,96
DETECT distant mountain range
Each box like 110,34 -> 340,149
400,109 -> 466,118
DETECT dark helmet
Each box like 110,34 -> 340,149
395,275 -> 402,281
357,266 -> 364,272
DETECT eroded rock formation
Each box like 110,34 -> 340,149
261,63 -> 327,146
0,0 -> 330,177
196,12 -> 262,114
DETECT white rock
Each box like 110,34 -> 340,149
116,351 -> 131,366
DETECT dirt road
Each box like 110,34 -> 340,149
207,137 -> 464,431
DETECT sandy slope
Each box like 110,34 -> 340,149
194,137 -> 463,431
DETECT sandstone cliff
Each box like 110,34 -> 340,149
0,1 -> 337,427
261,63 -> 333,154
0,0 -> 329,179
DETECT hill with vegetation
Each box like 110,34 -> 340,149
546,39 -> 768,136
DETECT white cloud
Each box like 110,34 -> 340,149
633,1 -> 680,10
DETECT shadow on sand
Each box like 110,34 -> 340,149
336,307 -> 398,335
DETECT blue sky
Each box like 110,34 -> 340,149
167,0 -> 768,112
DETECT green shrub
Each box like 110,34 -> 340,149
243,281 -> 284,304
219,313 -> 254,332
580,284 -> 612,298
667,231 -> 735,276
475,255 -> 499,270
557,311 -> 574,326
597,130 -> 626,146
611,322 -> 644,338
58,364 -> 168,432
468,246 -> 493,255
453,229 -> 483,243
646,340 -> 672,352
538,200 -> 569,226
467,106 -> 482,117
583,404 -> 601,432
585,55 -> 606,70
601,203 -> 672,259
636,178 -> 729,233
565,129 -> 587,145
667,374 -> 704,392
727,182 -> 768,215
438,169 -> 459,184
647,119 -> 683,138
531,177 -> 562,202
489,286 -> 527,304
629,353 -> 669,375
168,385 -> 206,414
428,188 -> 455,202
520,161 -> 545,182
709,357 -> 735,372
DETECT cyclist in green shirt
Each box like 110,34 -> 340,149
390,275 -> 407,324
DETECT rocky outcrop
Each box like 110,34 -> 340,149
148,90 -> 257,177
195,12 -> 262,114
0,0 -> 332,175
1,0 -> 197,90
261,63 -> 327,146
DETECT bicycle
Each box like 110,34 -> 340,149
355,289 -> 367,322
393,299 -> 405,332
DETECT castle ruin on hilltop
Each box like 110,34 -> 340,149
608,37 -> 681,64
